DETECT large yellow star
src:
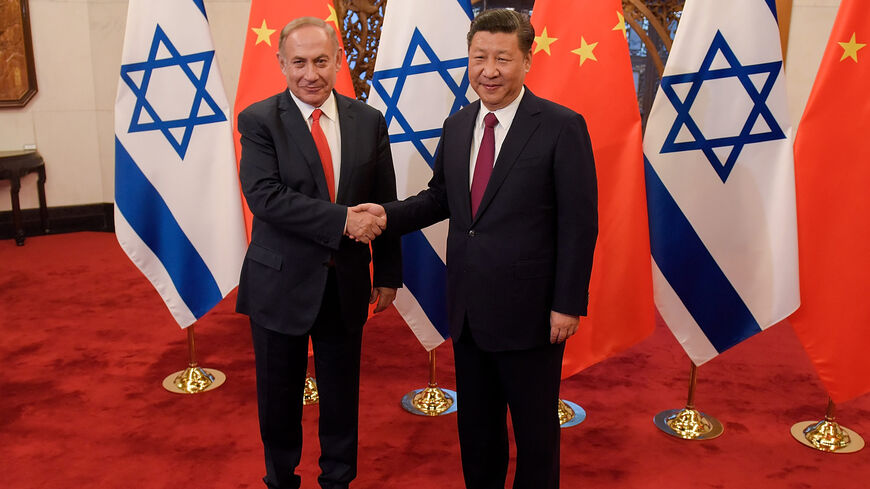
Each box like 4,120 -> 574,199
534,27 -> 558,55
613,11 -> 628,39
838,32 -> 866,62
571,37 -> 598,66
251,19 -> 276,46
325,4 -> 340,31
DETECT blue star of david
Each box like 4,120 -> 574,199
120,25 -> 226,160
659,30 -> 785,182
371,28 -> 472,167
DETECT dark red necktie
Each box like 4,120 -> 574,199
311,108 -> 335,202
471,112 -> 498,217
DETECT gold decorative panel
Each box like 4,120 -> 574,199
0,0 -> 38,107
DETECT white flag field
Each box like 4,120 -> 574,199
114,0 -> 246,327
643,0 -> 799,365
367,0 -> 476,350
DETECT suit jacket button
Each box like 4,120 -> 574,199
468,230 -> 476,237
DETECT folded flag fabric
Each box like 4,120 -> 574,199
643,0 -> 799,365
114,0 -> 247,327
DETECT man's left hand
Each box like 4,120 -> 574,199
370,287 -> 397,313
550,310 -> 579,344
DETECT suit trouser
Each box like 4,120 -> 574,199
250,270 -> 363,489
453,324 -> 565,489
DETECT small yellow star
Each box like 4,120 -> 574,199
571,37 -> 598,66
534,27 -> 559,55
325,4 -> 340,31
838,32 -> 866,62
613,11 -> 628,39
251,19 -> 276,46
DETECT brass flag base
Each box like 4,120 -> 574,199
654,362 -> 723,440
303,373 -> 319,405
162,326 -> 226,394
162,366 -> 226,394
654,407 -> 723,440
401,349 -> 457,416
791,398 -> 865,453
401,386 -> 457,416
558,399 -> 586,428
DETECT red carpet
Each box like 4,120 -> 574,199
1,232 -> 869,488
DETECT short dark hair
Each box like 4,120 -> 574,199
467,9 -> 535,53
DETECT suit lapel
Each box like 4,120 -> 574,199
336,93 -> 356,205
472,90 -> 541,225
278,90 -> 331,201
454,101 -> 479,224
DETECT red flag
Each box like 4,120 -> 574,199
233,1 -> 355,238
526,0 -> 656,378
789,0 -> 870,403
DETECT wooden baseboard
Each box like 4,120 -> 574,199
0,203 -> 114,239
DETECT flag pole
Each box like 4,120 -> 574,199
790,398 -> 865,453
162,325 -> 226,394
653,362 -> 723,439
558,397 -> 586,428
400,348 -> 457,416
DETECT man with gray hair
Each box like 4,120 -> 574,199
236,16 -> 401,489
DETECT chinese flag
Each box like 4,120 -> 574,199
525,0 -> 656,378
789,0 -> 870,403
233,1 -> 355,238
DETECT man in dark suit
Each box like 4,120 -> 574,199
354,9 -> 597,489
235,17 -> 401,489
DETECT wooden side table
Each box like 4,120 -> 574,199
0,150 -> 49,246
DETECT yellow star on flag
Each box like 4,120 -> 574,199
571,37 -> 598,66
251,19 -> 276,46
534,27 -> 558,55
325,4 -> 340,31
838,32 -> 866,62
613,12 -> 628,39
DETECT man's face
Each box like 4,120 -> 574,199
468,30 -> 531,111
277,25 -> 341,107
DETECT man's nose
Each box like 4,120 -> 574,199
303,62 -> 318,80
481,58 -> 498,78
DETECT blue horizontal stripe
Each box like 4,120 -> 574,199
115,138 -> 222,319
644,156 -> 761,353
401,230 -> 450,339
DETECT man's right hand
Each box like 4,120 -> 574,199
345,203 -> 386,243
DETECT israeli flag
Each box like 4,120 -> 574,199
643,0 -> 799,365
367,0 -> 475,350
114,0 -> 247,328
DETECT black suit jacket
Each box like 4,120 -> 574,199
385,89 -> 597,351
236,90 -> 402,335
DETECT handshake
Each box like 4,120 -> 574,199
344,203 -> 387,244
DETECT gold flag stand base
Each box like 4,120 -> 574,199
162,366 -> 226,394
791,399 -> 864,453
162,326 -> 226,394
401,349 -> 457,416
558,399 -> 586,428
654,363 -> 723,440
654,407 -> 723,440
303,373 -> 319,405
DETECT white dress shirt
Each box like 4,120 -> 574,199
288,90 -> 342,195
468,86 -> 525,189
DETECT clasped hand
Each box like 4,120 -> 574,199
345,203 -> 386,244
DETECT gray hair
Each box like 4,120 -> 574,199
278,17 -> 340,55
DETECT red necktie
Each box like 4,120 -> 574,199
311,108 -> 335,202
471,112 -> 498,217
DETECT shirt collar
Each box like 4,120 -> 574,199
288,89 -> 338,122
476,86 -> 525,129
